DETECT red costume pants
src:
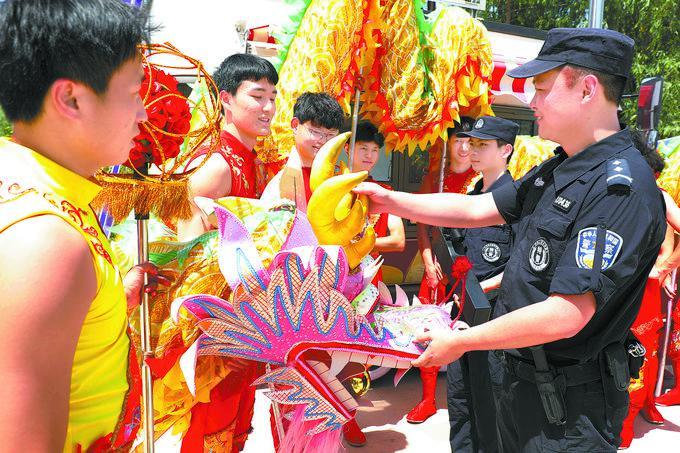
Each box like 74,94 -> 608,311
620,278 -> 664,447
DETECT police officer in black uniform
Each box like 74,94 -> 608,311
356,28 -> 666,452
457,117 -> 518,287
446,116 -> 519,453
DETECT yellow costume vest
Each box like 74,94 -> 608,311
0,138 -> 131,452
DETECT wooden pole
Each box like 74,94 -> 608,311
348,72 -> 363,171
135,162 -> 155,453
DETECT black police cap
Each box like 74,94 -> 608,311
448,116 -> 475,136
457,116 -> 519,145
507,28 -> 634,79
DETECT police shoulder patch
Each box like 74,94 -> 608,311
606,158 -> 633,192
575,227 -> 623,270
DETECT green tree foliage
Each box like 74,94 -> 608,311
0,108 -> 11,137
482,0 -> 680,138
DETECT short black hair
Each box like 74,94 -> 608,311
494,139 -> 515,163
212,53 -> 278,95
0,0 -> 147,122
447,116 -> 475,138
631,129 -> 665,173
642,148 -> 665,174
293,92 -> 345,130
354,120 -> 384,147
564,65 -> 627,104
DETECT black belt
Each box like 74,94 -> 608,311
505,353 -> 601,387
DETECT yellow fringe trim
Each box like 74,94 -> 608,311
91,173 -> 191,224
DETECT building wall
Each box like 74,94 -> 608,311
149,0 -> 290,72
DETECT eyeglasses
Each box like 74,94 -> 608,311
301,123 -> 338,142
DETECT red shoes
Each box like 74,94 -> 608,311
343,417 -> 366,447
640,404 -> 665,424
657,359 -> 680,406
656,387 -> 680,406
406,367 -> 438,424
406,399 -> 437,424
619,401 -> 665,449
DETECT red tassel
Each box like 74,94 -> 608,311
443,256 -> 473,324
451,255 -> 473,280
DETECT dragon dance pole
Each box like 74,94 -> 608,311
656,271 -> 677,397
438,139 -> 448,193
432,139 -> 448,302
135,163 -> 155,453
348,71 -> 363,171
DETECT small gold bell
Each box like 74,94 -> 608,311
349,371 -> 371,397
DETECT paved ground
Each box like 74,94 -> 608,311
243,368 -> 680,452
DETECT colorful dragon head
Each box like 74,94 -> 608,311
173,197 -> 452,435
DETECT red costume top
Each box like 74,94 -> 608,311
260,158 -> 312,212
188,130 -> 259,198
442,166 -> 478,194
301,167 -> 313,202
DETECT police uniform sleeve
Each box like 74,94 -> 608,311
491,164 -> 542,224
548,188 -> 660,307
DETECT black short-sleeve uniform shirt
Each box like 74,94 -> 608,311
462,172 -> 515,282
491,129 -> 666,363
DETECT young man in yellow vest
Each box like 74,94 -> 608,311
0,1 -> 163,451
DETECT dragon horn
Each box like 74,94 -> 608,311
356,193 -> 369,217
310,131 -> 352,192
308,171 -> 368,245
335,193 -> 353,221
344,225 -> 376,269
335,191 -> 370,221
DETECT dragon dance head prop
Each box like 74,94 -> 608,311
173,195 -> 453,437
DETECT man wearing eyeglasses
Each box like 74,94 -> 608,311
262,92 -> 345,211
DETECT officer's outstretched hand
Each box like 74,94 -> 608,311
353,182 -> 392,215
411,328 -> 463,368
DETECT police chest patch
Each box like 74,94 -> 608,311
482,243 -> 502,263
553,195 -> 573,213
529,238 -> 550,272
575,227 -> 623,270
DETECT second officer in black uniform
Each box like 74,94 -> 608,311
356,27 -> 666,452
447,116 -> 518,453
